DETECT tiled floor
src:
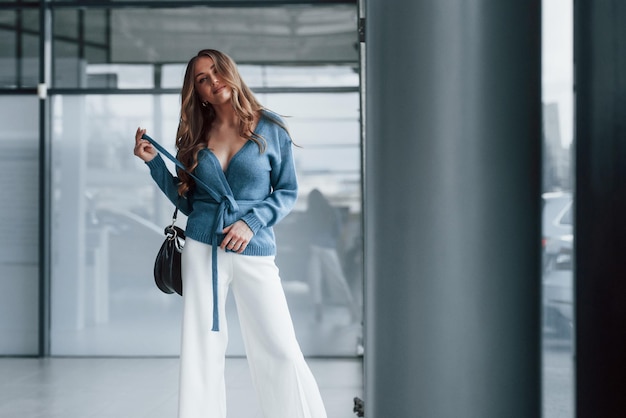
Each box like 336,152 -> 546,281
0,357 -> 363,418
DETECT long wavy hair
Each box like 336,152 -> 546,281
175,49 -> 267,196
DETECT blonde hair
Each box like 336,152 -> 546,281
175,49 -> 266,196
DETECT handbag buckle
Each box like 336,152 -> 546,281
164,225 -> 185,253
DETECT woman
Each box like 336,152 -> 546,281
133,49 -> 327,418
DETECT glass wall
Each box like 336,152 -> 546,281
541,0 -> 574,416
0,7 -> 39,88
49,91 -> 361,356
49,94 -> 173,356
0,3 -> 41,355
0,96 -> 40,355
46,3 -> 361,356
0,0 -> 360,357
49,6 -> 358,88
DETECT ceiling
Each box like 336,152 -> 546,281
110,5 -> 358,64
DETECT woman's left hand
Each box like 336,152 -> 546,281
221,220 -> 253,253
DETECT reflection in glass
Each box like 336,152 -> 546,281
0,9 -> 39,89
0,96 -> 39,355
48,5 -> 357,88
50,89 -> 362,357
541,0 -> 574,416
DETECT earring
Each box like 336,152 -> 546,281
201,101 -> 208,108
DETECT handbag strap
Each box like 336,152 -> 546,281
171,206 -> 179,224
141,133 -> 223,204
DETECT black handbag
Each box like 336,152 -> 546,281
154,207 -> 185,296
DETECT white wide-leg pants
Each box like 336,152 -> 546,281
178,238 -> 327,418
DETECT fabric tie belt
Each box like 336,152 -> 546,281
142,133 -> 234,331
209,196 -> 239,331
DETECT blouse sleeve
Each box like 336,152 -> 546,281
240,130 -> 298,234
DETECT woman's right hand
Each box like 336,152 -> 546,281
134,127 -> 158,162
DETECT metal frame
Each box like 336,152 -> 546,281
47,86 -> 358,95
44,0 -> 355,7
38,0 -> 52,357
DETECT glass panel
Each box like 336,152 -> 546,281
84,9 -> 108,45
52,9 -> 111,87
53,40 -> 82,88
263,65 -> 359,88
50,94 -> 178,356
22,8 -> 39,33
50,90 -> 362,357
0,27 -> 17,87
53,9 -> 78,40
109,7 -> 357,64
0,9 -> 39,88
541,0 -> 574,417
49,5 -> 356,88
162,64 -> 360,89
0,95 -> 39,355
85,64 -> 154,88
85,45 -> 107,65
264,92 -> 363,356
22,33 -> 39,87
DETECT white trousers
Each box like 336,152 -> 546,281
178,238 -> 327,418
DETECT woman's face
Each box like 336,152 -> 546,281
193,56 -> 232,106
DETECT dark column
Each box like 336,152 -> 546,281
38,0 -> 52,357
364,1 -> 542,417
575,1 -> 626,416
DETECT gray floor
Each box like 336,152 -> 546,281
542,337 -> 575,418
0,336 -> 573,418
0,357 -> 363,418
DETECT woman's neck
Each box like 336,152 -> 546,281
212,103 -> 238,127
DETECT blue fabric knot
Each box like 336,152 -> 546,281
224,195 -> 239,213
